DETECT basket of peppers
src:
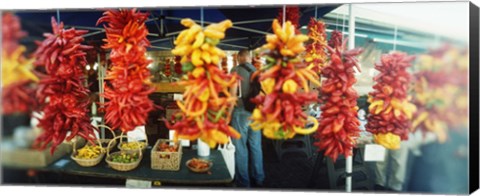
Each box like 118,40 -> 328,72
151,139 -> 182,171
106,135 -> 143,172
71,134 -> 105,167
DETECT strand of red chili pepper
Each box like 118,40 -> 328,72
276,6 -> 301,33
1,12 -> 37,115
33,17 -> 95,154
314,30 -> 363,162
96,9 -> 155,132
365,52 -> 416,149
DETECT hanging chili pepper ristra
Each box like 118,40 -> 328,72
365,52 -> 417,150
33,17 -> 95,153
164,58 -> 172,78
174,56 -> 183,75
314,30 -> 363,162
411,46 -> 455,143
96,9 -> 156,132
276,6 -> 301,33
1,12 -> 39,115
166,18 -> 241,147
305,17 -> 328,74
249,19 -> 320,140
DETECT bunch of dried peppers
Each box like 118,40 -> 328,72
96,9 -> 156,132
33,17 -> 95,153
1,12 -> 39,115
166,18 -> 241,147
249,19 -> 320,139
305,17 -> 327,74
314,31 -> 363,161
366,52 -> 417,150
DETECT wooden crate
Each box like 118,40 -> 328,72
1,141 -> 70,168
151,139 -> 182,171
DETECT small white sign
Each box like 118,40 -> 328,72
364,144 -> 386,162
173,94 -> 184,101
125,179 -> 152,188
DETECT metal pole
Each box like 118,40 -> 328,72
56,9 -> 60,22
217,42 -> 248,49
282,5 -> 286,25
233,18 -> 273,25
200,7 -> 204,27
97,53 -> 105,139
346,3 -> 355,193
393,25 -> 398,51
314,6 -> 318,19
160,9 -> 164,35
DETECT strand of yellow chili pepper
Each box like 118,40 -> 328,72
1,12 -> 38,115
166,18 -> 241,148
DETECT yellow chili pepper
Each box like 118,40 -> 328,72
198,88 -> 210,102
282,79 -> 298,94
261,78 -> 275,94
192,67 -> 205,78
251,108 -> 263,120
293,116 -> 319,135
374,132 -> 400,150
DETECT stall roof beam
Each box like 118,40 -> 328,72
165,16 -> 269,35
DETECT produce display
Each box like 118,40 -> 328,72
411,45 -> 468,142
187,158 -> 212,172
110,152 -> 140,163
33,17 -> 95,153
97,9 -> 155,132
120,141 -> 147,150
1,12 -> 38,115
221,56 -> 228,73
365,52 -> 417,150
313,30 -> 363,161
305,17 -> 328,74
74,145 -> 103,159
249,19 -> 320,139
276,6 -> 300,33
166,18 -> 241,147
164,58 -> 172,77
157,142 -> 179,152
174,56 -> 183,75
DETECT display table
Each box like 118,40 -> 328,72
5,149 -> 233,186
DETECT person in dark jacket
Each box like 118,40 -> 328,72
229,49 -> 265,187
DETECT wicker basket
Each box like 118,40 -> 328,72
117,131 -> 148,153
71,135 -> 105,167
85,125 -> 117,152
106,135 -> 142,172
151,139 -> 182,171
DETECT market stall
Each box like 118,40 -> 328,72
1,2 -> 470,194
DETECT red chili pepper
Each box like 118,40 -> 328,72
33,17 -> 94,154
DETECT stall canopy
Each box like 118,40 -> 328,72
15,5 -> 339,52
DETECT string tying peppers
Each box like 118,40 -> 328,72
97,9 -> 156,132
1,12 -> 39,115
166,18 -> 241,147
314,31 -> 363,162
33,17 -> 95,153
365,52 -> 417,150
249,19 -> 320,140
